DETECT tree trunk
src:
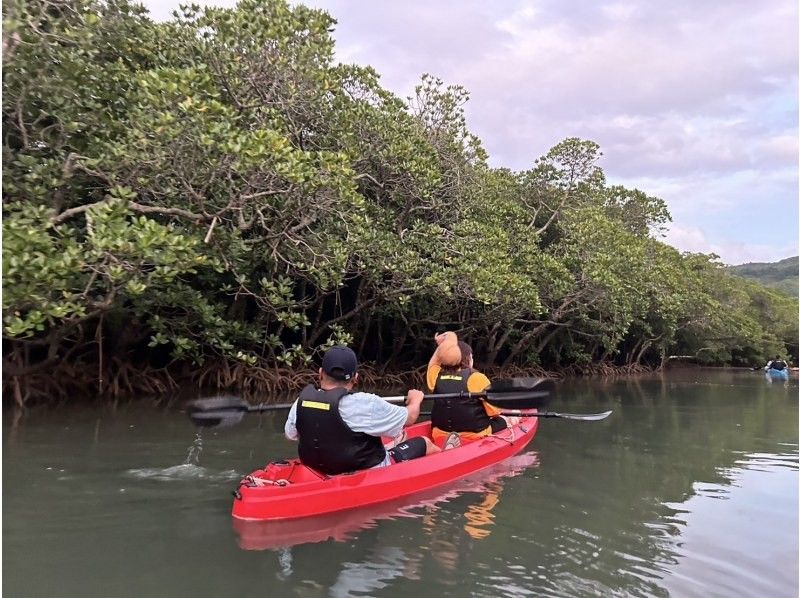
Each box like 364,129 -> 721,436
381,319 -> 409,374
485,325 -> 515,367
627,339 -> 644,365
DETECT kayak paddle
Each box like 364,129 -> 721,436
187,379 -> 555,428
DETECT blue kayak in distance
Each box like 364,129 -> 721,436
765,368 -> 789,380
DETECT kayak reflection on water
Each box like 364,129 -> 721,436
462,481 -> 503,540
232,452 -> 539,551
764,371 -> 790,386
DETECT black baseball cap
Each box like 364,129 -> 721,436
321,346 -> 358,381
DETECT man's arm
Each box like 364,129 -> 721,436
404,389 -> 424,426
284,400 -> 299,441
340,390 -> 425,439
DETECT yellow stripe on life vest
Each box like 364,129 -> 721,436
300,400 -> 330,411
439,375 -> 463,381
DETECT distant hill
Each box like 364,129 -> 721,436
728,256 -> 798,297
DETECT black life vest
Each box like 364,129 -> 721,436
430,369 -> 491,433
295,384 -> 386,475
770,360 -> 787,371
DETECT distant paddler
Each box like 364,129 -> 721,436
765,355 -> 788,372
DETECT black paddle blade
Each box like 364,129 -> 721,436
540,409 -> 612,421
498,409 -> 613,421
187,395 -> 250,414
189,409 -> 246,428
485,389 -> 551,409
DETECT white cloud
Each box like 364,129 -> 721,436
666,224 -> 797,265
138,0 -> 800,261
602,3 -> 638,21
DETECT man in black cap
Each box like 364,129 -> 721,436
284,346 -> 440,475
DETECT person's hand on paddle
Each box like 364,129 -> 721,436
406,389 -> 424,405
404,389 -> 424,425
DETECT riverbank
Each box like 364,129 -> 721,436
9,347 -> 790,408
3,359 -> 659,407
11,356 -> 791,407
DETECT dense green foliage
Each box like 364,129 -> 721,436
3,0 -> 798,402
728,257 -> 798,297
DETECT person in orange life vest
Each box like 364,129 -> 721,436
285,346 -> 440,476
426,333 -> 519,448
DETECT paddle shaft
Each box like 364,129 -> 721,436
187,379 -> 554,428
234,390 -> 548,414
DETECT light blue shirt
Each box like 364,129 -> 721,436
284,391 -> 408,468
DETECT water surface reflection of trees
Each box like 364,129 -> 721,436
261,372 -> 797,597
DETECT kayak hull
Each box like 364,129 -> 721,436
766,368 -> 789,380
231,414 -> 539,521
232,452 -> 540,550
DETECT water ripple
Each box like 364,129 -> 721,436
125,463 -> 240,482
733,452 -> 799,472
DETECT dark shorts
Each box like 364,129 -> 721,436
489,417 -> 508,433
388,436 -> 427,462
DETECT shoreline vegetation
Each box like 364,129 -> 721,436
8,360 -> 653,407
3,0 -> 798,407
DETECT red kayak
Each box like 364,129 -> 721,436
233,452 -> 540,549
231,411 -> 539,521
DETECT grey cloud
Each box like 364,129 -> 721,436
315,0 -> 514,90
140,0 -> 799,261
305,0 -> 798,181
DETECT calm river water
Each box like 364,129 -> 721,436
3,369 -> 798,597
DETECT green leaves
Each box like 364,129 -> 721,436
4,0 -> 795,394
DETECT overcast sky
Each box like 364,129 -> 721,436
142,0 -> 798,265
